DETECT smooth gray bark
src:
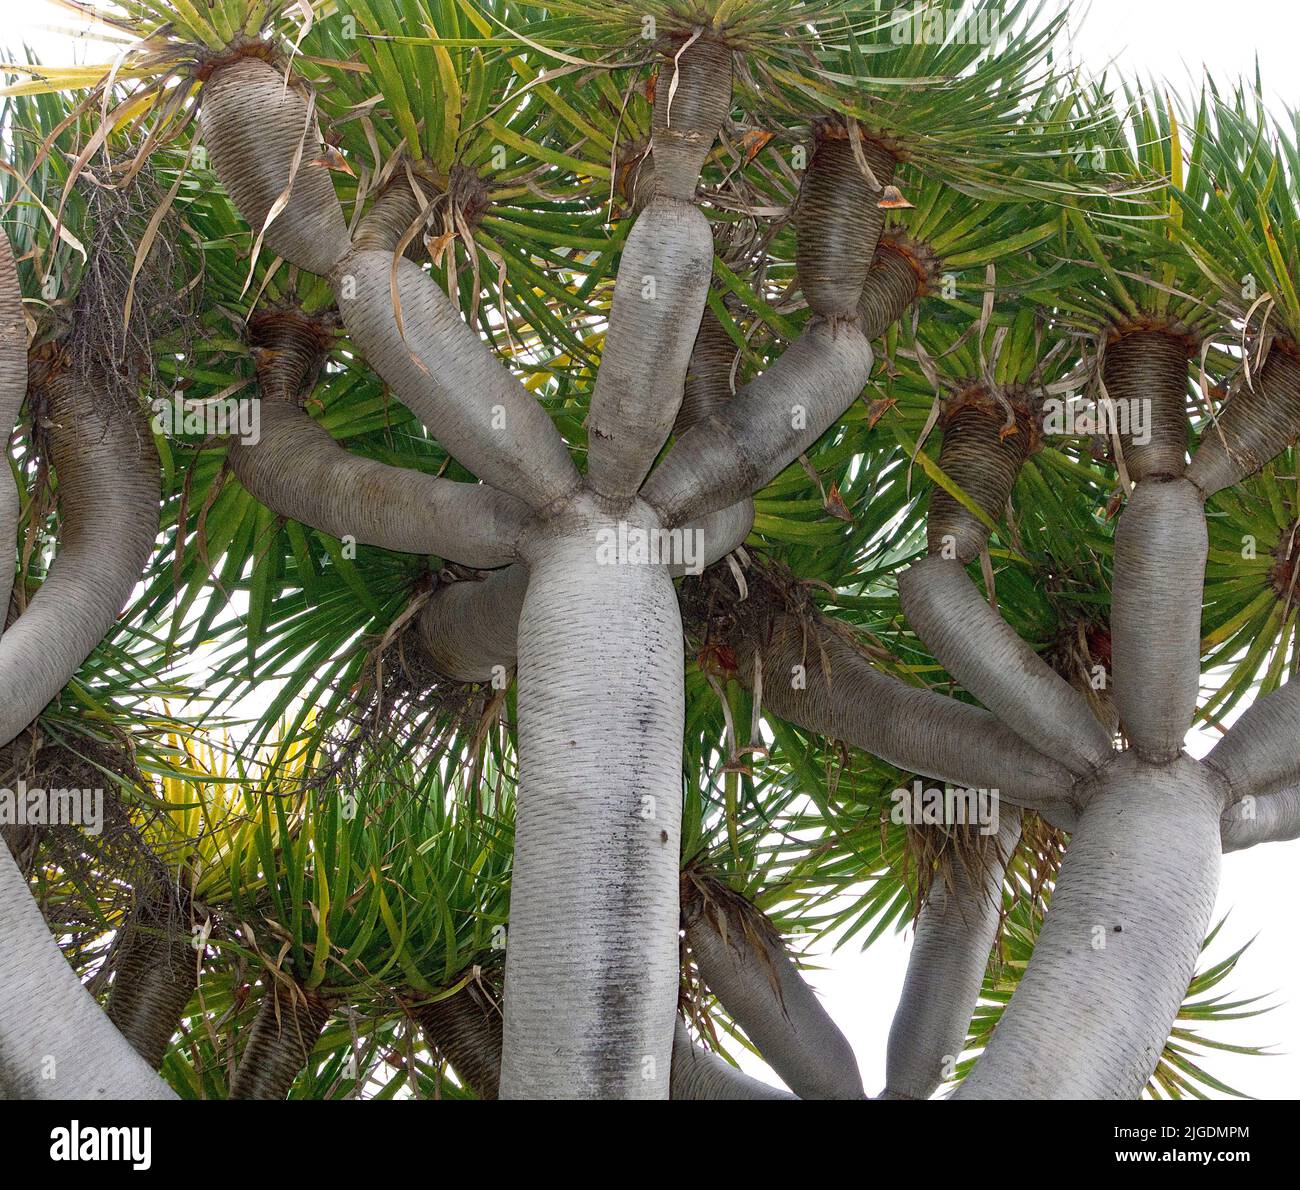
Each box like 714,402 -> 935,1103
587,199 -> 713,500
500,497 -> 683,1098
331,248 -> 579,511
199,54 -> 578,514
0,842 -> 176,1099
684,890 -> 864,1099
1204,676 -> 1300,801
955,753 -> 1224,1099
0,369 -> 159,747
417,565 -> 530,683
1221,785 -> 1300,851
1110,478 -> 1207,761
641,321 -> 874,525
229,401 -> 527,568
898,554 -> 1113,777
670,1021 -> 797,1100
727,603 -> 1079,819
668,499 -> 752,577
883,810 -> 1021,1100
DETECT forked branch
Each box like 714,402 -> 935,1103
199,54 -> 578,512
641,321 -> 874,525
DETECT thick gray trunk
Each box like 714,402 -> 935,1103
418,499 -> 751,682
670,1021 -> 797,1100
0,368 -> 159,747
229,402 -> 527,568
0,842 -> 176,1098
500,497 -> 684,1098
642,321 -> 874,525
684,888 -> 864,1098
898,555 -> 1113,776
883,811 -> 1021,1099
1110,478 -> 1207,761
955,754 -> 1223,1099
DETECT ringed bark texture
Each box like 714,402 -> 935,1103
331,248 -> 578,510
648,36 -> 732,201
586,198 -> 713,500
883,811 -> 1021,1100
796,130 -> 894,320
1109,477 -> 1207,761
416,565 -> 529,683
674,305 -> 736,435
247,306 -> 332,402
410,978 -> 502,1100
0,843 -> 176,1099
1221,784 -> 1300,851
670,1021 -> 797,1100
229,983 -> 333,1100
1204,675 -> 1300,800
0,232 -> 23,632
228,402 -> 527,568
501,499 -> 684,1099
724,601 -> 1079,816
199,56 -> 351,276
857,234 -> 929,339
352,179 -> 435,257
683,884 -> 864,1099
955,754 -> 1223,1099
1102,331 -> 1190,481
925,389 -> 1038,563
898,555 -> 1113,776
642,320 -> 874,525
0,368 -> 160,747
104,887 -> 197,1069
1189,344 -> 1300,495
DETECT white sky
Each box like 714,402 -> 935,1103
5,0 -> 1299,1100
